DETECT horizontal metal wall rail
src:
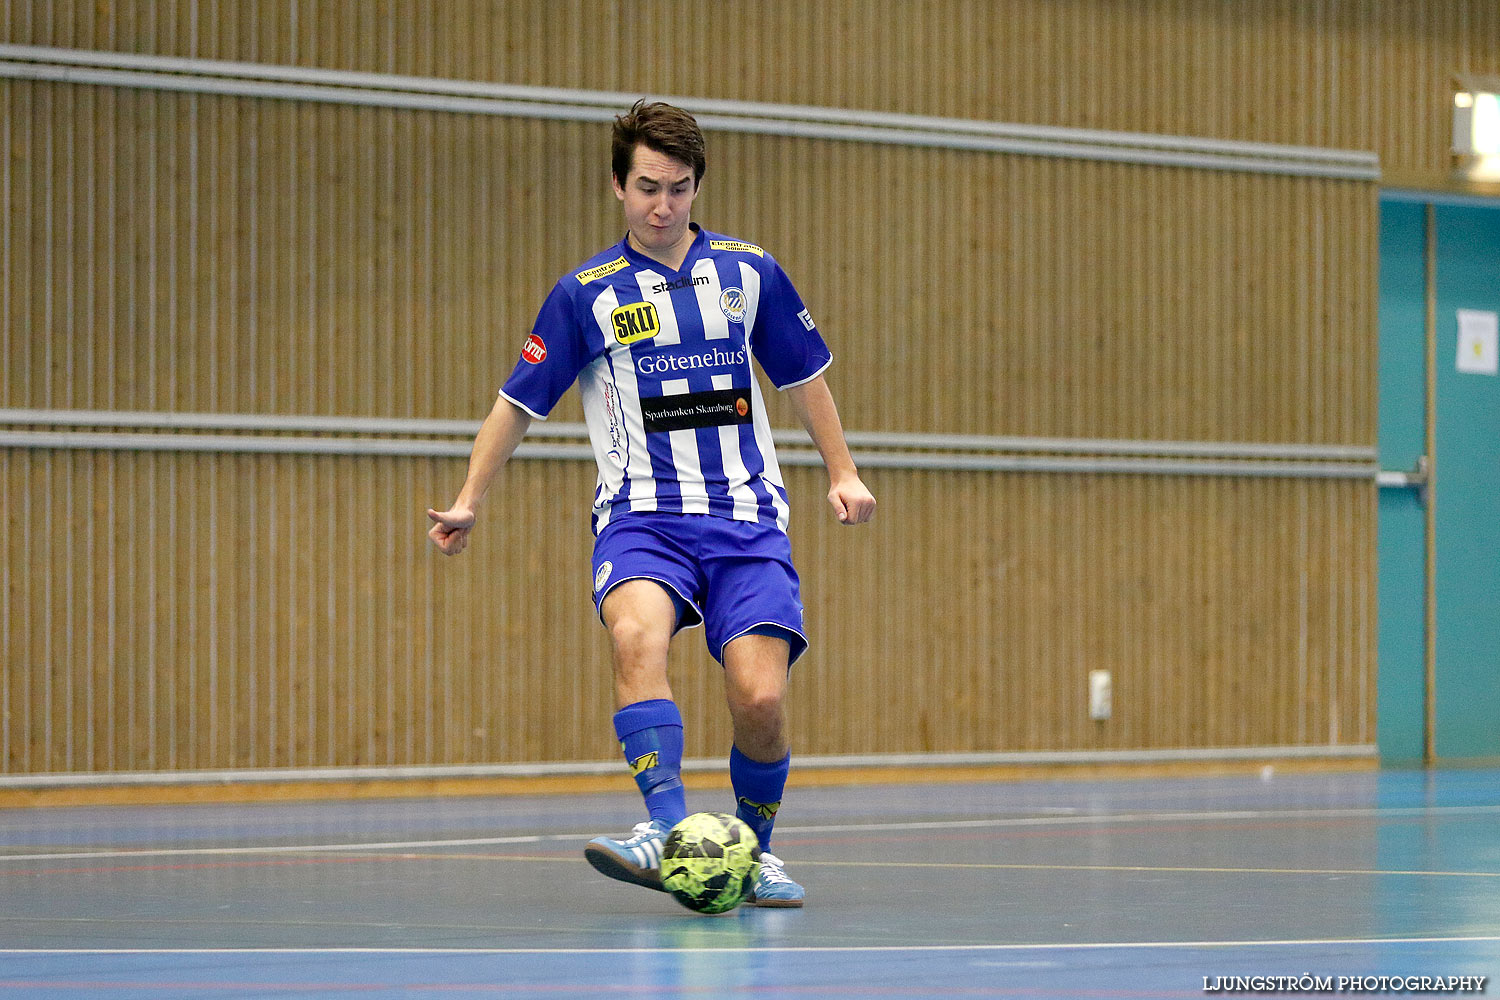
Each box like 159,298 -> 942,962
1,408 -> 1381,479
0,44 -> 1381,179
0,743 -> 1378,789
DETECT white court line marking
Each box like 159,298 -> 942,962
795,859 -> 1500,878
146,847 -> 1497,881
0,936 -> 1497,955
0,834 -> 567,863
2,804 -> 1497,864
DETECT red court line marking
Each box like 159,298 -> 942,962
775,813 -> 1460,849
0,855 -> 410,879
0,985 -> 391,994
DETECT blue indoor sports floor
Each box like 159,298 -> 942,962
1,767 -> 1496,998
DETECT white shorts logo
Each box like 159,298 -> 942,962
594,561 -> 613,593
797,308 -> 816,331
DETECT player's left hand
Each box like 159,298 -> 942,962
426,504 -> 477,555
828,475 -> 876,525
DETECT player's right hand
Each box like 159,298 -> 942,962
426,505 -> 477,556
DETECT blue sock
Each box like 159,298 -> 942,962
613,699 -> 687,827
730,744 -> 790,852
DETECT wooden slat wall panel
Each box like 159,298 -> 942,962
4,0 -> 1494,183
1,89 -> 1378,445
7,0 -> 1468,774
0,450 -> 1374,771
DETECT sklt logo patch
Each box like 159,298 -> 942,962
594,561 -> 612,593
611,301 -> 661,345
737,797 -> 781,821
628,751 -> 660,776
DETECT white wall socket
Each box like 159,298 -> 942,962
1089,669 -> 1112,720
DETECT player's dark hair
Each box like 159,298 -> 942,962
612,99 -> 706,188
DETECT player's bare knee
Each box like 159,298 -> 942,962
608,614 -> 669,665
728,685 -> 786,730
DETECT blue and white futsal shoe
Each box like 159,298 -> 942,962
583,819 -> 671,891
747,851 -> 805,907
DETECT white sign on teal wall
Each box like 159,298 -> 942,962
1456,308 -> 1498,375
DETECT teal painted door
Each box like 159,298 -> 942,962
1378,196 -> 1500,763
1433,204 -> 1500,759
1376,201 -> 1427,764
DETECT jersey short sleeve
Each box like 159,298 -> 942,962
499,282 -> 591,420
748,256 -> 832,390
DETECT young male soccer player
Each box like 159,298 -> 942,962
427,100 -> 875,906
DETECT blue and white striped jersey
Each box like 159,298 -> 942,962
500,226 -> 832,534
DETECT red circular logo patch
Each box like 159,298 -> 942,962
735,397 -> 749,417
521,334 -> 548,364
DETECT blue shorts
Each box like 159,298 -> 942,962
591,512 -> 808,665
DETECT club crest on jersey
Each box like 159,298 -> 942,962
737,796 -> 780,821
611,301 -> 661,345
628,751 -> 660,775
719,287 -> 748,324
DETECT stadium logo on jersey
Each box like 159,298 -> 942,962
652,274 -> 710,294
594,560 -> 612,592
709,239 -> 765,257
737,796 -> 780,821
718,287 -> 748,324
522,333 -> 548,364
611,301 -> 662,345
797,308 -> 816,331
575,255 -> 629,284
628,751 -> 660,775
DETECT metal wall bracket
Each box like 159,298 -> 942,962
1377,454 -> 1430,504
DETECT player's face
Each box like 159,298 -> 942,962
613,144 -> 700,263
